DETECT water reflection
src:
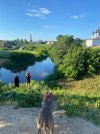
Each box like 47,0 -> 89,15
0,57 -> 55,85
2,55 -> 47,73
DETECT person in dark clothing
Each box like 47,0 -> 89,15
26,72 -> 31,88
13,74 -> 19,88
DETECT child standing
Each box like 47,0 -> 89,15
26,72 -> 31,88
13,74 -> 20,88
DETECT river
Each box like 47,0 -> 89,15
0,57 -> 55,85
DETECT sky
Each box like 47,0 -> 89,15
0,0 -> 100,41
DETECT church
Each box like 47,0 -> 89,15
86,29 -> 100,47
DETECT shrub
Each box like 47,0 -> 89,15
58,46 -> 100,79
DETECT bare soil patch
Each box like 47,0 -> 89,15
0,105 -> 100,134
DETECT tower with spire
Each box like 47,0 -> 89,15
91,28 -> 100,39
30,34 -> 33,44
86,28 -> 100,47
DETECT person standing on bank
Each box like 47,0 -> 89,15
13,74 -> 20,88
26,72 -> 31,88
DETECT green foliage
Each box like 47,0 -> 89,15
24,44 -> 35,51
49,35 -> 83,65
25,44 -> 51,57
1,50 -> 47,72
15,90 -> 42,107
58,46 -> 100,79
10,51 -> 34,61
0,80 -> 49,107
83,48 -> 100,74
0,81 -> 5,93
49,34 -> 100,79
0,39 -> 29,50
59,46 -> 84,79
2,51 -> 35,72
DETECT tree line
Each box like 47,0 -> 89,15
0,39 -> 30,50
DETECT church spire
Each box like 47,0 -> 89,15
30,34 -> 33,43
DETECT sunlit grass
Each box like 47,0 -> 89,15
54,75 -> 100,125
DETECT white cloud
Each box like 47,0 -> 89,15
39,8 -> 51,14
71,13 -> 88,19
26,7 -> 51,19
71,15 -> 79,19
35,70 -> 49,78
26,13 -> 33,16
44,25 -> 56,29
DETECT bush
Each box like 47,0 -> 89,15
58,46 -> 100,79
0,80 -> 50,107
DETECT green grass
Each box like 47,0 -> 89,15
54,75 -> 100,125
0,81 -> 45,107
0,75 -> 100,125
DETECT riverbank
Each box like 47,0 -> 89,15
0,75 -> 100,126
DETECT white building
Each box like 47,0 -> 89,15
19,46 -> 24,50
86,29 -> 100,47
46,41 -> 55,45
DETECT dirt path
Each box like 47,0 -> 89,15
0,105 -> 100,134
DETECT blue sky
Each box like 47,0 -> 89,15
0,0 -> 100,41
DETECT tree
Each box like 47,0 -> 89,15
49,35 -> 78,65
74,38 -> 83,46
58,46 -> 100,79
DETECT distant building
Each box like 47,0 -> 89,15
30,34 -> 33,44
19,46 -> 24,50
86,29 -> 100,47
46,41 -> 55,45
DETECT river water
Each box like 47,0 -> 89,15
0,57 -> 55,85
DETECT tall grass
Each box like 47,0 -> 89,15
54,75 -> 100,125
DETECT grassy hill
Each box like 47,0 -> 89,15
54,75 -> 100,125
